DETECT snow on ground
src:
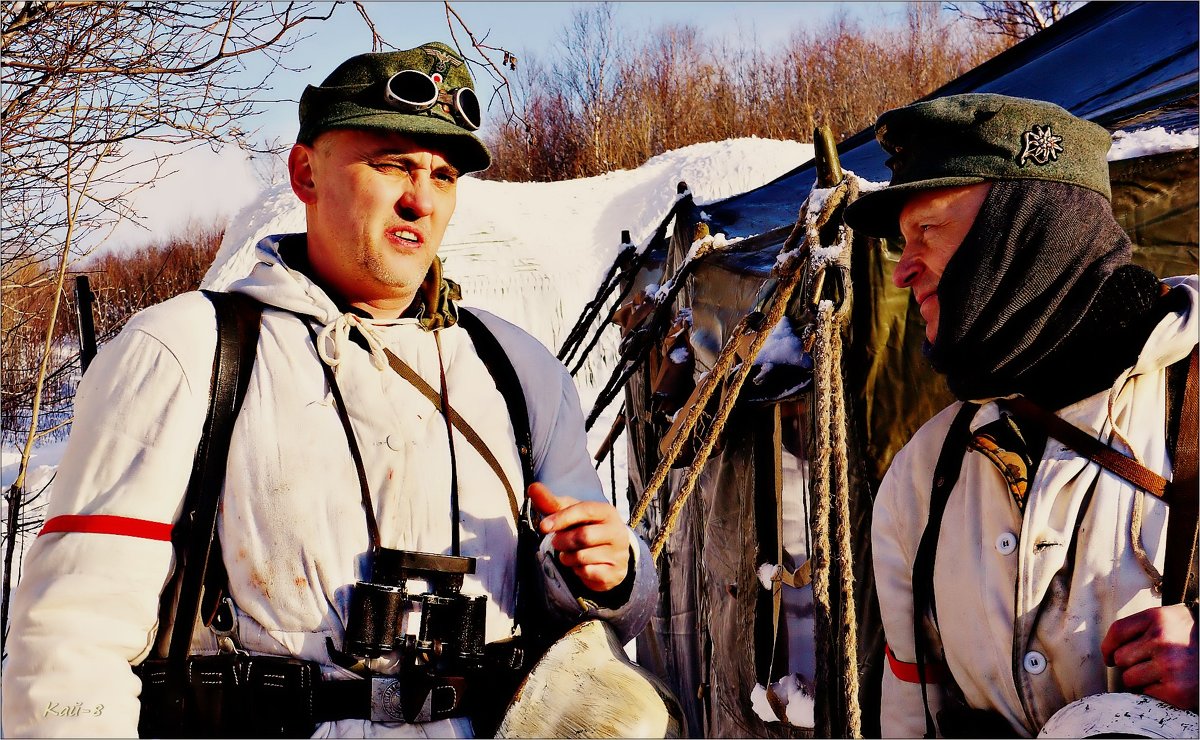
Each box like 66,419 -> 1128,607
1,438 -> 67,595
206,136 -> 813,350
1,440 -> 67,517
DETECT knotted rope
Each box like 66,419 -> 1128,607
811,300 -> 862,737
806,179 -> 861,738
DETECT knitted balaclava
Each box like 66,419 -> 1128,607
926,179 -> 1134,401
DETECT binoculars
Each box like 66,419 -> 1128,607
343,548 -> 487,674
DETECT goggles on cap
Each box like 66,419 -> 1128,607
384,69 -> 481,131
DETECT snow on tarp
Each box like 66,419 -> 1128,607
1109,126 -> 1199,161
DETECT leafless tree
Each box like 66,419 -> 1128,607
556,2 -> 623,173
945,1 -> 1075,40
481,1 -> 1011,182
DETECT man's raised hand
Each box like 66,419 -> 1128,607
528,482 -> 630,593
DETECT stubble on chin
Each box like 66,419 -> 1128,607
361,245 -> 430,298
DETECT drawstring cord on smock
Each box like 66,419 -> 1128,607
316,312 -> 404,371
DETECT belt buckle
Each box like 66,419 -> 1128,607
369,676 -> 406,723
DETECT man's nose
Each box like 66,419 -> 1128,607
398,176 -> 435,219
892,248 -> 921,289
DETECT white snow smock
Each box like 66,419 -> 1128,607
873,275 -> 1198,737
2,234 -> 656,738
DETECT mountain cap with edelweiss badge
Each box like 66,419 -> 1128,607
843,93 -> 1113,238
297,41 -> 491,173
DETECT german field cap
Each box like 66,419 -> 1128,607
298,42 -> 491,173
843,93 -> 1112,237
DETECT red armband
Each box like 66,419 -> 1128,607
40,514 -> 172,541
885,642 -> 946,684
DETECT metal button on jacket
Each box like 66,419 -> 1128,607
995,532 -> 1018,555
1023,651 -> 1047,674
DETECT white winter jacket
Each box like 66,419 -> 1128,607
2,234 -> 656,738
873,275 -> 1197,738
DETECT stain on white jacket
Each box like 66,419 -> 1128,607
873,275 -> 1197,738
2,234 -> 657,737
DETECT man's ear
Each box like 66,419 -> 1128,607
288,143 -> 318,205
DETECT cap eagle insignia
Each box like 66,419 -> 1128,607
424,47 -> 463,85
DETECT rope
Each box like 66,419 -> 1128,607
826,300 -> 863,737
625,239 -> 801,529
811,301 -> 836,736
622,173 -> 865,737
648,262 -> 805,559
805,178 -> 861,737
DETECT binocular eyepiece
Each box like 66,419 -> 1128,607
343,549 -> 487,672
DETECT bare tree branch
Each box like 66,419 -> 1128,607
443,1 -> 526,130
944,1 -> 1075,39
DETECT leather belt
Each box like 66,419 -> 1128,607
313,675 -> 471,724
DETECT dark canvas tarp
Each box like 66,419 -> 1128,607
621,3 -> 1199,737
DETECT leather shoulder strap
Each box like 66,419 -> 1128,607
912,402 -> 981,738
457,308 -> 535,491
1005,396 -> 1169,497
1162,346 -> 1198,605
454,309 -> 549,645
156,291 -> 261,663
1004,345 -> 1197,605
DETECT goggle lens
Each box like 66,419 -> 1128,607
383,70 -> 482,132
454,87 -> 481,131
386,69 -> 439,111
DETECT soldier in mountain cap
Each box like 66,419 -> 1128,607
3,42 -> 658,737
843,93 -> 1198,736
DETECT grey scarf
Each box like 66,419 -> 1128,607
927,180 -> 1133,401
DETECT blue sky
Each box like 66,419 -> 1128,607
242,1 -> 903,144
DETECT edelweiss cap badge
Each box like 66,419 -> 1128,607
1018,124 -> 1064,166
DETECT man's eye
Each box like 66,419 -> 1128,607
434,171 -> 458,185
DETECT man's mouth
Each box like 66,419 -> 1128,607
388,227 -> 423,247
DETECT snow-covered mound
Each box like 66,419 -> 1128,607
204,137 -> 815,362
1108,126 -> 1199,161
